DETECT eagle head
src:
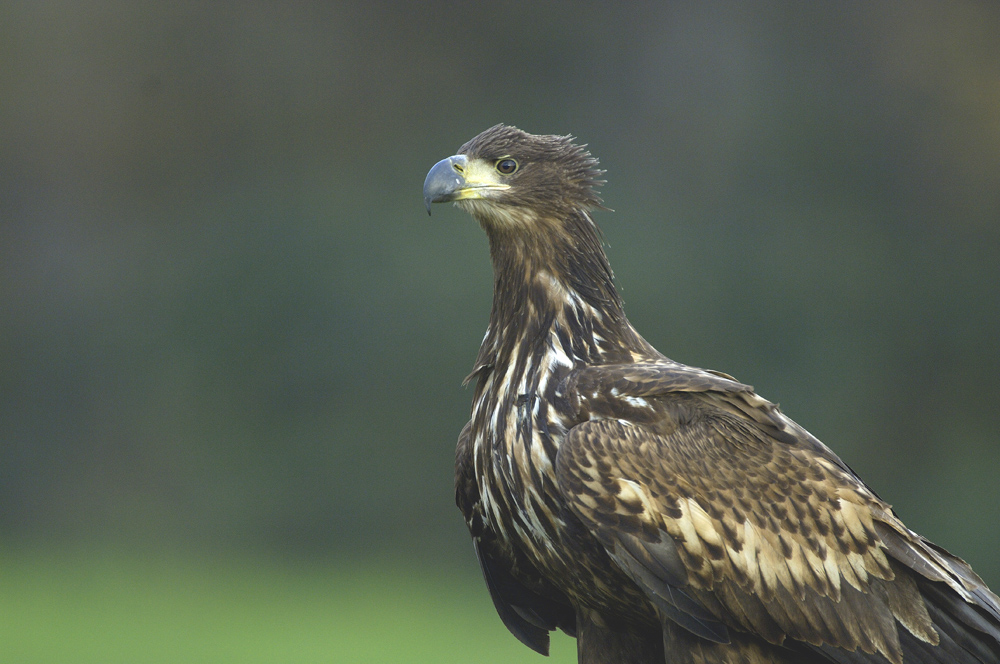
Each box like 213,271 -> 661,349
423,124 -> 604,229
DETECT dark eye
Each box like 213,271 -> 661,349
495,158 -> 518,175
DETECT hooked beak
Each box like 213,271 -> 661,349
423,155 -> 469,214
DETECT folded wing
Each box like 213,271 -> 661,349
555,361 -> 1000,664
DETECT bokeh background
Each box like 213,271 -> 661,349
3,2 -> 999,662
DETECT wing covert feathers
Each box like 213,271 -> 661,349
555,371 -> 1000,664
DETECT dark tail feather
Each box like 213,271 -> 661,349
914,578 -> 1000,663
803,577 -> 1000,664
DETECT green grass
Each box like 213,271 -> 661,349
0,550 -> 577,663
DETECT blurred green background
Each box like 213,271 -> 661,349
2,2 -> 999,662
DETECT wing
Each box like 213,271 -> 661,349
554,362 -> 1000,664
455,421 -> 575,654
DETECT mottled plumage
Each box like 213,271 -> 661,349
423,125 -> 1000,663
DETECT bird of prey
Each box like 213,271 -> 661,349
423,124 -> 1000,664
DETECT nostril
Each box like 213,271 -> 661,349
453,163 -> 464,173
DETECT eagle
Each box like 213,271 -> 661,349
423,124 -> 1000,664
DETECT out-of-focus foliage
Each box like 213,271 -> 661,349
2,2 -> 999,656
0,549 -> 576,663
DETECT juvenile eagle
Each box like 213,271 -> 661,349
423,125 -> 1000,664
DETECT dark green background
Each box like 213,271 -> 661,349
2,2 -> 998,661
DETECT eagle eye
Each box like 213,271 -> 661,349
495,158 -> 518,175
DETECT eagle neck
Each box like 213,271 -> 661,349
472,208 -> 639,384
